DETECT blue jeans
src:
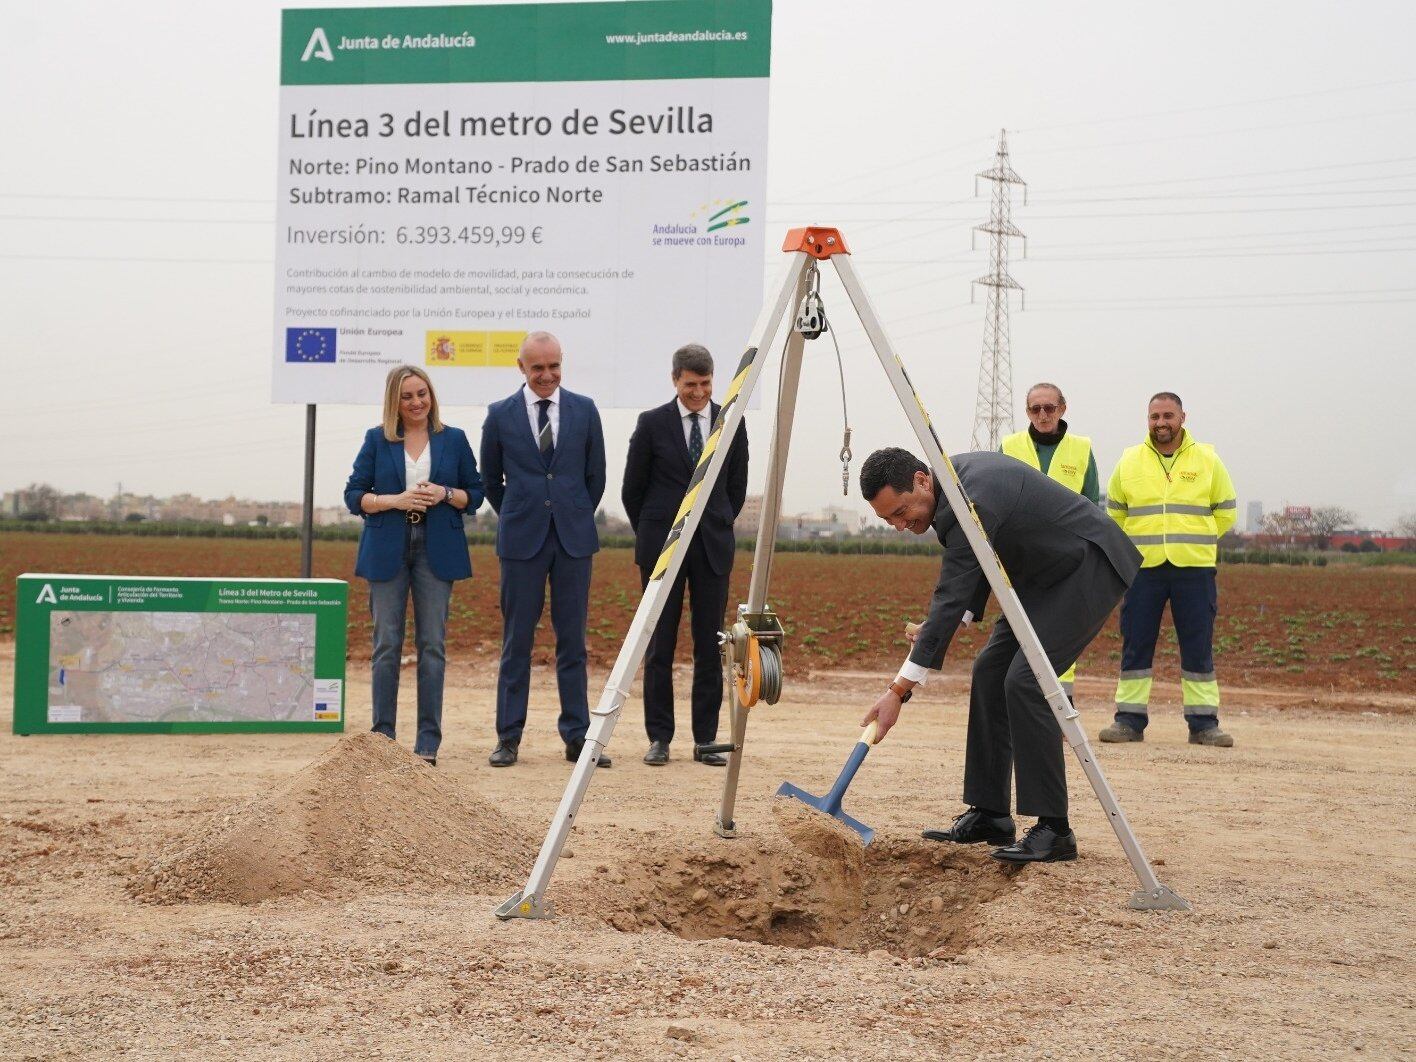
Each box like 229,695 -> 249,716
368,522 -> 453,757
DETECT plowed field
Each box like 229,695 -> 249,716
2,531 -> 1411,698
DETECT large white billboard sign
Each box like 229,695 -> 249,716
273,1 -> 772,408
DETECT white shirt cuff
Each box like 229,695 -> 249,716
898,659 -> 937,686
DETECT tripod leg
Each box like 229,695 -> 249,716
712,638 -> 745,837
715,271 -> 811,837
495,252 -> 813,921
831,254 -> 1189,912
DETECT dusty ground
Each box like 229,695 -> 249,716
2,646 -> 1413,1060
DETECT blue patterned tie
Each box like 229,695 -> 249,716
536,398 -> 554,463
688,412 -> 703,466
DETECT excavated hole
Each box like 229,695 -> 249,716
585,800 -> 1019,959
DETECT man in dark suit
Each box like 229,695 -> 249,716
859,448 -> 1141,863
479,330 -> 610,768
622,344 -> 749,767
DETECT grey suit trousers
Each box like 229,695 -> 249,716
963,544 -> 1128,818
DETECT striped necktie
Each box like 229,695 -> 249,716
688,412 -> 703,466
536,398 -> 554,461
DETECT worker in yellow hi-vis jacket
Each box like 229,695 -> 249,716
1101,392 -> 1237,748
999,382 -> 1099,703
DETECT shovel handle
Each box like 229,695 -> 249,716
860,720 -> 880,746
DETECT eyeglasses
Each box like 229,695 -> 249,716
1027,403 -> 1059,415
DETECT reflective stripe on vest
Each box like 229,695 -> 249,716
1111,437 -> 1226,567
1000,430 -> 1091,495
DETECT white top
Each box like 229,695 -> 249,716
404,440 -> 431,489
522,384 -> 561,445
896,610 -> 972,687
676,398 -> 710,449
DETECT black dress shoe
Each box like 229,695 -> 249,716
990,823 -> 1078,863
922,808 -> 1017,846
643,740 -> 670,766
566,738 -> 612,768
488,740 -> 519,767
692,745 -> 728,767
418,754 -> 437,767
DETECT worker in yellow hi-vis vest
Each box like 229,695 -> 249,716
1101,392 -> 1237,748
999,382 -> 1100,704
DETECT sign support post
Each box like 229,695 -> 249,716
301,404 -> 317,578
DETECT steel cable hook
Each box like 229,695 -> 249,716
828,304 -> 852,496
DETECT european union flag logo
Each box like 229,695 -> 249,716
285,327 -> 337,363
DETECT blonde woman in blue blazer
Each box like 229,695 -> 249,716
344,365 -> 484,765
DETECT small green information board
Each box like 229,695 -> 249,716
13,574 -> 348,735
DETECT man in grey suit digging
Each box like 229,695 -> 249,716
858,448 -> 1141,864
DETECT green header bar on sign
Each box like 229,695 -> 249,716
281,0 -> 772,85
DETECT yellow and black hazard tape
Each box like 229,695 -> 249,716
649,345 -> 758,581
893,355 -> 948,459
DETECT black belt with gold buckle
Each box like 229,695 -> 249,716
406,511 -> 423,525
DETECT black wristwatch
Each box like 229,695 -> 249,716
443,485 -> 454,505
888,680 -> 913,703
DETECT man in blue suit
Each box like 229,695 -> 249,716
480,330 -> 610,768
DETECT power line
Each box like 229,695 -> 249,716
769,201 -> 1416,226
1039,155 -> 1416,194
1029,285 -> 1416,305
1027,297 -> 1416,312
48,377 -> 269,413
1017,76 -> 1416,134
774,135 -> 991,202
0,192 -> 268,205
772,163 -> 1416,206
0,253 -> 272,265
0,436 -> 301,468
1031,245 -> 1416,262
0,214 -> 274,225
1021,105 -> 1416,156
1025,220 -> 1416,248
1031,187 -> 1416,204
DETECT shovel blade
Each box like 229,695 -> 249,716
775,781 -> 876,845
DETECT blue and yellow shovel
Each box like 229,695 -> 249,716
776,721 -> 880,845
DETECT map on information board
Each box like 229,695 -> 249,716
13,574 -> 347,735
48,612 -> 319,725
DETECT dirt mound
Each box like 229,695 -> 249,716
130,733 -> 536,905
575,797 -> 1018,958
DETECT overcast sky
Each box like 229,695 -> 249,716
2,1 -> 1413,529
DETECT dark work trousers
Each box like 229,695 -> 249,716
963,545 -> 1128,818
1116,563 -> 1220,735
638,535 -> 730,746
495,521 -> 593,746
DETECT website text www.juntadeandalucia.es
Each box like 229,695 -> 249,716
604,29 -> 750,46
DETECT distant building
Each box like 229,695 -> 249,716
314,506 -> 361,527
783,504 -> 862,541
736,494 -> 764,536
1329,530 -> 1415,553
1245,500 -> 1264,533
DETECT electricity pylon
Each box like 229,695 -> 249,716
970,129 -> 1027,451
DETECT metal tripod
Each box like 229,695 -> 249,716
495,227 -> 1190,921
